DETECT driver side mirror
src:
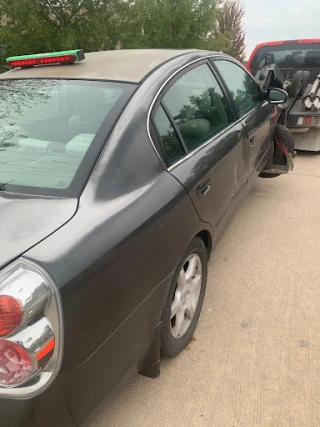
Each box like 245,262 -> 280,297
267,88 -> 288,104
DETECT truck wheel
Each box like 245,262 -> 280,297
298,71 -> 310,97
273,124 -> 294,163
260,125 -> 295,178
288,70 -> 304,98
160,237 -> 207,358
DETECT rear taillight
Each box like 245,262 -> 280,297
0,259 -> 63,398
0,296 -> 22,336
0,340 -> 33,386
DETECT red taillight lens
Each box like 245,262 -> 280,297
0,296 -> 22,337
305,116 -> 312,125
0,339 -> 33,386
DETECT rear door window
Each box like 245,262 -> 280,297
157,63 -> 232,155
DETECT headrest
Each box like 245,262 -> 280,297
265,53 -> 275,64
304,50 -> 320,66
1,125 -> 28,145
18,138 -> 50,154
65,134 -> 95,158
284,55 -> 294,63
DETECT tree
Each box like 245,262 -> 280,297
120,0 -> 220,50
0,0 -> 127,60
206,0 -> 246,62
0,0 -> 246,69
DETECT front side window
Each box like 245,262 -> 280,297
162,64 -> 233,152
215,60 -> 261,117
0,79 -> 135,196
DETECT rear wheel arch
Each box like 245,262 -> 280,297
196,229 -> 212,259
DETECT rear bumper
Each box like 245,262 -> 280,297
289,128 -> 320,151
0,398 -> 28,427
0,373 -> 74,427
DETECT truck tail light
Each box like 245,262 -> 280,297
0,296 -> 22,336
0,259 -> 63,398
305,116 -> 312,125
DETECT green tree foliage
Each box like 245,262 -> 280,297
0,0 -> 246,69
0,0 -> 126,58
206,0 -> 246,62
121,0 -> 219,49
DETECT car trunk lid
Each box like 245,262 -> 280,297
0,193 -> 78,269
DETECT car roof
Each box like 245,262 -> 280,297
0,49 -> 202,83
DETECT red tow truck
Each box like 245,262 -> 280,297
247,39 -> 320,152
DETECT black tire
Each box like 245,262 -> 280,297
160,237 -> 208,358
298,71 -> 310,97
273,124 -> 295,161
260,124 -> 295,178
288,70 -> 304,98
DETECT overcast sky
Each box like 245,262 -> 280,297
244,0 -> 320,58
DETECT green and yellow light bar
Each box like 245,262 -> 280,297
6,49 -> 85,69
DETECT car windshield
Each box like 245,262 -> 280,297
0,79 -> 135,196
250,43 -> 320,72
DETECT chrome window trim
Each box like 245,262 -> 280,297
147,55 -> 263,171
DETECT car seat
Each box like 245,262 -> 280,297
304,50 -> 320,67
302,50 -> 320,82
278,54 -> 299,69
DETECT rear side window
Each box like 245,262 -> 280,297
215,60 -> 261,117
161,64 -> 232,153
153,106 -> 184,165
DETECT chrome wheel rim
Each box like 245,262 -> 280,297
170,254 -> 202,339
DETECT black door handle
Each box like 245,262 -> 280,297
250,135 -> 257,145
196,179 -> 211,199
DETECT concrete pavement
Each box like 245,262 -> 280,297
90,153 -> 320,427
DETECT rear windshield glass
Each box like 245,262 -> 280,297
250,43 -> 320,70
0,79 -> 135,196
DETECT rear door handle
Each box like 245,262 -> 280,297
250,135 -> 257,146
196,179 -> 211,199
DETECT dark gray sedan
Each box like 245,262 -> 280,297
0,48 -> 287,427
